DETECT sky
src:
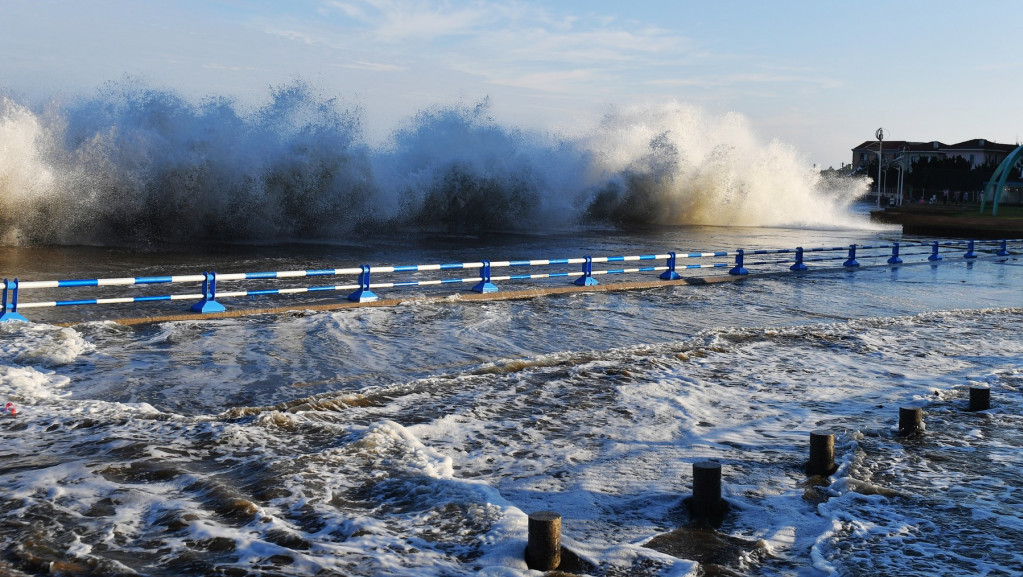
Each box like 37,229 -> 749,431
2,0 -> 1022,169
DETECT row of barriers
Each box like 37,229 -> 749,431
2,239 -> 1019,322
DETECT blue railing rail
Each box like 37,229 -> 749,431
2,239 -> 1019,322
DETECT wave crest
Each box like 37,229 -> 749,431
0,82 -> 870,246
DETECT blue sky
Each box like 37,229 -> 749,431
2,0 -> 1021,168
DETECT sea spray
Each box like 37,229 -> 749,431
583,102 -> 869,228
371,98 -> 594,234
0,81 -> 871,246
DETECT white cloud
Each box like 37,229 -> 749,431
485,68 -> 594,93
648,72 -> 844,91
321,0 -> 501,41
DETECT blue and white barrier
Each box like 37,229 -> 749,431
2,239 -> 1020,322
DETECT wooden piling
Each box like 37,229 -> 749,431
968,387 -> 990,411
898,407 -> 923,435
807,431 -> 836,476
692,461 -> 723,518
525,510 -> 561,571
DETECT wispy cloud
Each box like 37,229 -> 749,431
322,0 -> 501,41
264,28 -> 318,45
975,61 -> 1023,72
648,72 -> 844,91
484,68 -> 595,93
341,60 -> 407,72
255,0 -> 704,95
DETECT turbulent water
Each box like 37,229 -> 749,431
2,225 -> 1023,576
0,81 -> 867,247
2,83 -> 1020,576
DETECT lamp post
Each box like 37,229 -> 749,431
896,156 -> 904,206
875,127 -> 885,207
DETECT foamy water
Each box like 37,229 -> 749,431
1,82 -> 1014,576
0,83 -> 869,247
3,241 -> 1023,576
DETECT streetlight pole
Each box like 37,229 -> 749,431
898,147 -> 906,205
875,127 -> 885,208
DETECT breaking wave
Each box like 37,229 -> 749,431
0,80 -> 870,246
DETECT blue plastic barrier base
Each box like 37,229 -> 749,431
790,263 -> 808,272
886,257 -> 902,265
998,250 -> 1011,257
574,276 -> 598,286
190,299 -> 227,313
347,289 -> 379,303
728,266 -> 749,276
843,259 -> 860,267
928,255 -> 943,261
0,311 -> 28,322
659,271 -> 682,280
471,282 -> 498,293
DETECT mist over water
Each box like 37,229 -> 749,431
0,81 -> 871,247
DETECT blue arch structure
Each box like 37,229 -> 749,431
981,144 -> 1023,215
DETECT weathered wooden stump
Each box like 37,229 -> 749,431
807,431 -> 836,476
898,407 -> 923,435
525,510 -> 561,571
685,460 -> 729,527
968,386 -> 990,411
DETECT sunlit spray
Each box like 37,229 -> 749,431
0,82 -> 872,246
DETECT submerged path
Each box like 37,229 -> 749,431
65,275 -> 743,327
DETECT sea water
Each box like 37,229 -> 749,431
3,232 -> 1023,577
2,84 -> 1022,576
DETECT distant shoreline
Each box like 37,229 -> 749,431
869,204 -> 1023,239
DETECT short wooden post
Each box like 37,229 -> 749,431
807,431 -> 835,476
968,387 -> 990,411
692,461 -> 722,517
525,511 -> 561,571
898,407 -> 923,435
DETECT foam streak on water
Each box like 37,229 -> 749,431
2,251 -> 1023,576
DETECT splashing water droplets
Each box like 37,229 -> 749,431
0,84 -> 871,246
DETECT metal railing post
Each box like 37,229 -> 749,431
729,249 -> 749,275
1,279 -> 29,322
472,260 -> 498,293
964,240 -> 978,259
660,252 -> 681,280
348,265 -> 380,302
574,256 -> 598,286
843,244 -> 860,267
887,242 -> 903,265
790,247 -> 808,271
190,271 -> 227,313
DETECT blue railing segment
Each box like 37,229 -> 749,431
964,240 -> 978,259
790,247 -> 808,272
348,265 -> 379,303
844,245 -> 860,267
473,260 -> 498,293
191,272 -> 227,313
574,256 -> 598,286
729,250 -> 749,275
1,279 -> 28,322
3,239 -> 1021,322
887,242 -> 903,265
661,252 -> 682,280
